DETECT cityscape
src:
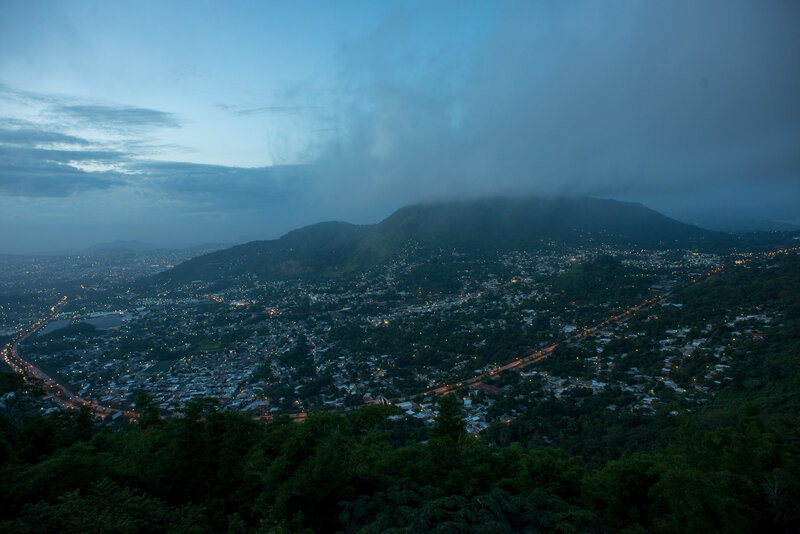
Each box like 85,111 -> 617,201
4,242 -> 796,436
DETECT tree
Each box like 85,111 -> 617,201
429,394 -> 465,443
134,392 -> 161,429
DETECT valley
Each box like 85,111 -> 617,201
3,199 -> 798,456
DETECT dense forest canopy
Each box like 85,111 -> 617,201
0,385 -> 798,533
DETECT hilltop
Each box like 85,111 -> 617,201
151,197 -> 737,287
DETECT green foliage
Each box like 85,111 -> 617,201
151,197 -> 734,287
678,255 -> 800,416
0,479 -> 182,534
339,483 -> 595,534
0,373 -> 24,395
1,382 -> 799,533
278,335 -> 316,378
484,394 -> 679,465
394,261 -> 463,296
550,255 -> 653,307
134,392 -> 162,429
429,394 -> 466,442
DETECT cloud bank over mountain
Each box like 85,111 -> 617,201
314,1 -> 800,213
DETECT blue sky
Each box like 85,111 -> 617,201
1,1 -> 798,253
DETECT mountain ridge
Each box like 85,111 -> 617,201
151,196 -> 738,286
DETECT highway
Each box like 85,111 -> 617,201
390,293 -> 664,404
2,296 -> 138,421
4,246 -> 796,421
387,245 -> 800,406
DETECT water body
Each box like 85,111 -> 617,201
84,314 -> 131,330
38,319 -> 71,336
37,314 -> 132,336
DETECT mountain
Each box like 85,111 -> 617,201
368,197 -> 719,250
151,221 -> 371,285
151,197 -> 738,286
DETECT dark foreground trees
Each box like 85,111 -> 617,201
0,391 -> 798,533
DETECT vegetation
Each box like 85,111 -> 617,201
0,387 -> 797,533
151,197 -> 743,286
549,255 -> 653,307
3,208 -> 799,532
486,254 -> 800,463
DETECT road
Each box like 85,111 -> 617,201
2,296 -> 138,421
389,294 -> 664,404
5,246 -> 796,421
387,246 -> 800,406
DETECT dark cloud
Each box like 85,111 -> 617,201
0,132 -> 306,205
134,160 -> 307,209
0,101 -> 308,209
0,118 -> 127,197
316,0 -> 800,216
1,145 -> 122,163
461,1 -> 800,191
0,123 -> 92,147
55,104 -> 180,130
0,145 -> 125,197
0,88 -> 183,200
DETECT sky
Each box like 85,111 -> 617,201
1,0 -> 799,253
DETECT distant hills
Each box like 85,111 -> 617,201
150,197 -> 760,286
668,204 -> 800,232
689,216 -> 800,233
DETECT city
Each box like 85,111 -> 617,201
4,243 -> 796,436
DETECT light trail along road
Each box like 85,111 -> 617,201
2,296 -> 138,421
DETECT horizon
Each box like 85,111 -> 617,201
2,1 -> 799,254
2,194 -> 799,256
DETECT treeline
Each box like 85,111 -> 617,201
0,389 -> 798,533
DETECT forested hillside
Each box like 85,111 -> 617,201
152,197 -> 743,287
0,387 -> 798,533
